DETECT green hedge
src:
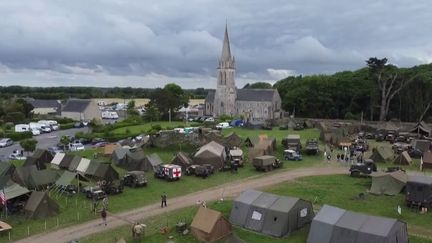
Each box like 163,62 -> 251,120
60,123 -> 75,130
4,132 -> 33,141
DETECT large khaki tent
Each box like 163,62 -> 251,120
307,205 -> 408,243
369,147 -> 394,163
143,154 -> 163,172
230,190 -> 314,237
171,152 -> 192,170
93,163 -> 119,182
111,148 -> 129,165
370,171 -> 407,195
24,191 -> 59,219
12,166 -> 58,189
191,207 -> 232,243
393,151 -> 412,165
193,141 -> 226,169
23,149 -> 54,170
68,156 -> 82,171
409,121 -> 431,137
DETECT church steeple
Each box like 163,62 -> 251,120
221,23 -> 232,62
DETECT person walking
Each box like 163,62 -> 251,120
101,207 -> 107,226
161,192 -> 167,208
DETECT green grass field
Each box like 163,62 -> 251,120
82,175 -> 432,243
111,121 -> 199,135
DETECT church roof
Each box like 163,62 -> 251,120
205,90 -> 215,103
237,89 -> 276,102
221,24 -> 232,62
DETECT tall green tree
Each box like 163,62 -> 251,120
20,139 -> 37,155
243,82 -> 273,89
149,83 -> 189,120
127,100 -> 139,116
60,135 -> 71,151
143,102 -> 160,122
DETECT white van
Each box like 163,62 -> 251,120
216,122 -> 231,130
30,122 -> 51,133
15,124 -> 30,133
38,120 -> 59,130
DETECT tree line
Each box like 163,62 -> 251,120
274,58 -> 432,122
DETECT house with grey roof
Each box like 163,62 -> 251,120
205,25 -> 283,124
30,99 -> 61,115
61,99 -> 101,121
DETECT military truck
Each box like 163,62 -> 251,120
252,155 -> 282,172
282,134 -> 301,151
349,159 -> 377,177
305,139 -> 319,155
122,171 -> 148,187
229,148 -> 244,167
101,180 -> 124,195
406,175 -> 432,209
284,149 -> 303,161
185,164 -> 214,178
82,186 -> 107,200
293,123 -> 304,131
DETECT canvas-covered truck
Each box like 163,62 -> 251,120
229,148 -> 244,167
154,164 -> 182,181
305,139 -> 319,155
282,134 -> 301,151
406,175 -> 432,209
252,155 -> 282,172
349,159 -> 377,177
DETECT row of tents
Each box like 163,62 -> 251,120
189,189 -> 408,243
111,147 -> 162,172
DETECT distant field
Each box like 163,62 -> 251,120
111,121 -> 199,135
82,175 -> 432,243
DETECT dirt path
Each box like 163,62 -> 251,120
17,166 -> 346,243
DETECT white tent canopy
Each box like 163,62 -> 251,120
76,158 -> 91,173
50,153 -> 65,167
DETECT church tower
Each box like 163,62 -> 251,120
214,24 -> 237,117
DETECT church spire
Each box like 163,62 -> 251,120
221,23 -> 232,62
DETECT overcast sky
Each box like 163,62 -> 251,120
0,0 -> 431,88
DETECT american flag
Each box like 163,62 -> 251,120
0,189 -> 6,205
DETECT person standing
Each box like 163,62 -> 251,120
101,207 -> 107,226
161,192 -> 167,208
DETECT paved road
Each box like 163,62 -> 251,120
16,165 -> 346,243
0,127 -> 89,159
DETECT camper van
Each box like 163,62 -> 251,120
38,120 -> 59,130
15,124 -> 30,133
29,122 -> 51,133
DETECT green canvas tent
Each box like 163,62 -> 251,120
409,121 -> 431,137
55,171 -> 77,187
84,160 -> 100,176
58,154 -> 75,169
393,151 -> 412,165
370,171 -> 407,195
171,152 -> 193,171
224,132 -> 243,148
23,149 -> 54,170
369,147 -> 394,163
93,163 -> 119,182
4,182 -> 30,201
307,205 -> 408,243
68,156 -> 82,171
244,137 -> 260,147
50,152 -> 65,169
24,191 -> 59,219
111,148 -> 128,165
144,153 -> 163,172
230,189 -> 314,238
0,161 -> 15,177
28,169 -> 58,189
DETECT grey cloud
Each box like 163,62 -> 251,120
0,0 -> 431,87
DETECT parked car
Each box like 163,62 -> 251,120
100,180 -> 124,195
284,149 -> 303,161
82,186 -> 106,200
8,153 -> 26,160
69,142 -> 85,151
122,171 -> 148,187
48,146 -> 63,155
0,138 -> 13,148
205,117 -> 215,122
93,141 -> 109,148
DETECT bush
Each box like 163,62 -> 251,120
151,124 -> 162,131
60,123 -> 75,130
3,112 -> 25,124
57,117 -> 75,124
0,128 -> 4,137
344,112 -> 359,120
5,131 -> 33,141
75,131 -> 95,140
5,122 -> 14,131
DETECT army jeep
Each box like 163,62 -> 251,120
349,159 -> 377,177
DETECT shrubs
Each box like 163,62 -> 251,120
60,123 -> 75,130
5,131 -> 33,141
57,117 -> 75,124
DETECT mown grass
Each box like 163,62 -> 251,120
111,121 -> 199,135
82,175 -> 432,243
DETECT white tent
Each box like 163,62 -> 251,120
50,153 -> 65,169
76,158 -> 91,174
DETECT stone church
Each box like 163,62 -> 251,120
205,25 -> 283,124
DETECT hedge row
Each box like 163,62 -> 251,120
4,131 -> 33,141
60,123 -> 75,130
